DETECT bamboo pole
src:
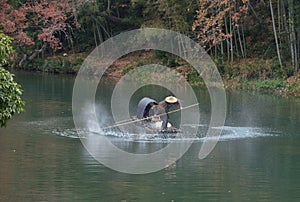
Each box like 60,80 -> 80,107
101,103 -> 199,130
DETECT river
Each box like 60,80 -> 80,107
0,71 -> 299,201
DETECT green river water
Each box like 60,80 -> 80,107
0,71 -> 299,201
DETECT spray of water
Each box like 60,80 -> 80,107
80,102 -> 110,134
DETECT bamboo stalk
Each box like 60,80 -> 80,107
237,26 -> 244,58
229,15 -> 234,65
270,0 -> 283,68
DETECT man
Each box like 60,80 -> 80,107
149,96 -> 180,131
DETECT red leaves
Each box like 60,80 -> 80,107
15,32 -> 35,45
193,0 -> 249,49
38,28 -> 63,50
0,0 -> 33,44
27,0 -> 80,50
240,5 -> 249,13
0,0 -> 80,51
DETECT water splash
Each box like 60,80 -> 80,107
50,125 -> 279,142
214,126 -> 280,141
81,102 -> 110,134
24,118 -> 280,142
52,128 -> 80,139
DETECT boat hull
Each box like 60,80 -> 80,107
134,118 -> 181,134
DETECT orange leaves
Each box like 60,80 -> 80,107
193,0 -> 248,49
0,0 -> 34,45
15,32 -> 35,45
240,5 -> 249,12
27,0 -> 78,50
0,0 -> 81,50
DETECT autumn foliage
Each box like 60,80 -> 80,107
0,0 -> 299,76
0,0 -> 33,45
192,0 -> 248,49
0,0 -> 80,50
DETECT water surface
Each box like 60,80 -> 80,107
0,72 -> 299,201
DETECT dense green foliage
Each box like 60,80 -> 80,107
0,0 -> 299,96
237,79 -> 300,96
1,0 -> 299,72
0,32 -> 14,67
0,32 -> 25,127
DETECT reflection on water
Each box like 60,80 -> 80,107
0,72 -> 299,201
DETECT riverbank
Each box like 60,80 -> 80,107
183,72 -> 300,98
18,51 -> 300,98
226,78 -> 300,97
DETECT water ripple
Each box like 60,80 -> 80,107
22,119 -> 280,142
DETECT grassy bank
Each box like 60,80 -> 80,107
19,51 -> 300,98
19,53 -> 86,74
186,58 -> 300,98
187,71 -> 300,98
232,79 -> 300,97
186,71 -> 300,98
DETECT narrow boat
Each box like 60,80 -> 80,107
134,97 -> 181,134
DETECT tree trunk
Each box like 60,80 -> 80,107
247,1 -> 261,23
288,0 -> 295,71
278,0 -> 280,34
17,44 -> 46,68
234,28 -> 240,59
229,15 -> 234,65
221,40 -> 224,56
288,0 -> 298,75
28,44 -> 47,61
93,21 -> 99,56
18,54 -> 27,68
237,26 -> 245,58
242,24 -> 247,58
96,25 -> 103,44
269,0 -> 283,68
224,16 -> 230,63
296,32 -> 300,72
107,0 -> 111,12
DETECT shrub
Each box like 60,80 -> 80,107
0,67 -> 25,127
0,31 -> 25,127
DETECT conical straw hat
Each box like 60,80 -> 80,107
165,96 -> 178,104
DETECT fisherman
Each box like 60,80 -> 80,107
149,96 -> 180,131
